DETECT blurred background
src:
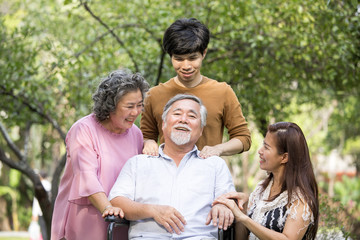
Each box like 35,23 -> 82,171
0,0 -> 359,239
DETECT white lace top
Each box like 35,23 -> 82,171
247,179 -> 314,240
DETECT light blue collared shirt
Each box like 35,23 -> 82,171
109,144 -> 235,239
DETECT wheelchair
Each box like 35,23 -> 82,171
105,215 -> 234,240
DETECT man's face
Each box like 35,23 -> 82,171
162,99 -> 203,146
171,51 -> 206,84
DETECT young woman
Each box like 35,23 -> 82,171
214,122 -> 319,240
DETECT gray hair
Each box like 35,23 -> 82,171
161,94 -> 207,128
92,69 -> 150,121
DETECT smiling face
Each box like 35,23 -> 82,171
258,132 -> 288,174
171,51 -> 206,87
162,99 -> 203,146
103,89 -> 143,134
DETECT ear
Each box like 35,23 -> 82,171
162,120 -> 166,131
281,152 -> 288,164
202,49 -> 207,58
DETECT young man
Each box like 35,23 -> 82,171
107,94 -> 235,239
141,18 -> 251,158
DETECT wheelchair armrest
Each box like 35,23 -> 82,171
105,215 -> 130,225
218,223 -> 235,240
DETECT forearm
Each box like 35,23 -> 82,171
234,221 -> 249,240
110,196 -> 154,221
88,192 -> 112,214
217,138 -> 244,156
241,216 -> 288,240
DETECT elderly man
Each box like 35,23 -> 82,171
108,94 -> 235,239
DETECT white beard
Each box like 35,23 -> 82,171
170,130 -> 191,145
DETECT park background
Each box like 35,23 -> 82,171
0,0 -> 359,239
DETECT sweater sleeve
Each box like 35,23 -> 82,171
66,122 -> 104,203
223,85 -> 252,151
140,88 -> 160,141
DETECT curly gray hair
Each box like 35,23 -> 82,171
92,69 -> 150,121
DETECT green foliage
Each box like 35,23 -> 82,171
334,176 -> 360,215
318,193 -> 355,239
9,170 -> 21,188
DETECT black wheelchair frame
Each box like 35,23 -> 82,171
105,215 -> 234,240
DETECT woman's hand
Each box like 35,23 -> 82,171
213,196 -> 247,222
102,206 -> 125,218
213,192 -> 248,210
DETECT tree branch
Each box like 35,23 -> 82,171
0,121 -> 23,161
80,0 -> 140,72
155,50 -> 166,85
0,86 -> 66,140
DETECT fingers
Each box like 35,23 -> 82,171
213,192 -> 248,210
102,206 -> 124,218
199,146 -> 222,158
142,140 -> 159,156
208,204 -> 234,231
153,206 -> 186,235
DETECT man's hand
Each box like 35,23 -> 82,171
205,203 -> 234,230
199,145 -> 222,158
151,205 -> 187,235
142,139 -> 159,156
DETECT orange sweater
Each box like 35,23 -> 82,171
140,77 -> 251,152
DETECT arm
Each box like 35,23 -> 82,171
88,192 -> 124,218
217,198 -> 311,240
110,196 -> 186,234
199,138 -> 244,158
140,90 -> 160,155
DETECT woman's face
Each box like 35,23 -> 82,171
107,89 -> 143,134
258,132 -> 287,173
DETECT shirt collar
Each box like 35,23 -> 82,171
158,143 -> 201,160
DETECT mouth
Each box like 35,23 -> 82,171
174,124 -> 191,132
180,71 -> 195,78
175,127 -> 190,132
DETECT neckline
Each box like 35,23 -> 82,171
174,75 -> 203,88
91,114 -> 129,136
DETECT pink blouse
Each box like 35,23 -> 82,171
51,114 -> 143,240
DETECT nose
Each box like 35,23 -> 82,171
181,60 -> 191,70
179,114 -> 189,124
131,107 -> 141,116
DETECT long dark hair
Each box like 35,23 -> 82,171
261,122 -> 319,239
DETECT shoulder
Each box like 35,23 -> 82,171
203,77 -> 232,88
200,77 -> 236,96
129,124 -> 142,135
67,114 -> 95,136
202,156 -> 229,170
148,79 -> 176,92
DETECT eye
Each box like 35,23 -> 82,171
173,57 -> 183,61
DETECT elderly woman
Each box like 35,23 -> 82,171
51,69 -> 149,240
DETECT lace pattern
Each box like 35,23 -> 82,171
247,179 -> 314,240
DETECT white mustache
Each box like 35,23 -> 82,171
173,124 -> 192,131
